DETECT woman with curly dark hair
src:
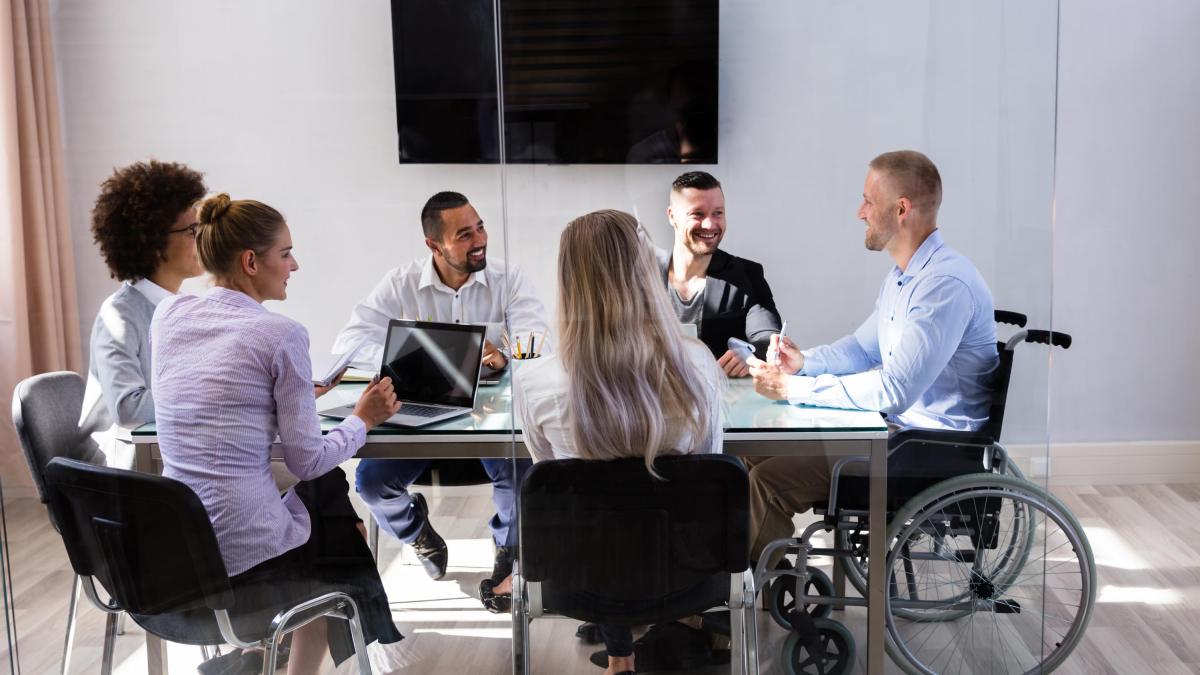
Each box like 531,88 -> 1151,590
81,159 -> 207,464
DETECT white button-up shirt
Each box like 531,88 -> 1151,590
332,255 -> 549,369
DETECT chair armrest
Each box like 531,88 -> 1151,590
889,427 -> 995,451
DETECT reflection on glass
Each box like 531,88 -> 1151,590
381,320 -> 484,407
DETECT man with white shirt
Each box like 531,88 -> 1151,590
332,191 -> 546,591
745,150 -> 999,561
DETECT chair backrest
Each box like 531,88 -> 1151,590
980,324 -> 1073,444
11,372 -> 105,503
519,454 -> 748,623
43,457 -> 234,615
979,342 -> 1016,442
979,309 -> 1026,441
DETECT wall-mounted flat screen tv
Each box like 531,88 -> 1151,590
390,0 -> 718,164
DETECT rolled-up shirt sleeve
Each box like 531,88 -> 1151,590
505,265 -> 551,353
788,277 -> 972,414
273,325 -> 366,479
332,270 -> 401,370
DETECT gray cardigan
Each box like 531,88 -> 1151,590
81,283 -> 158,448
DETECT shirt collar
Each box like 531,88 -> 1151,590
130,278 -> 173,306
897,229 -> 945,279
205,286 -> 267,312
418,255 -> 486,292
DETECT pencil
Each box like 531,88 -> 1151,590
529,333 -> 536,357
516,337 -> 524,359
535,331 -> 545,356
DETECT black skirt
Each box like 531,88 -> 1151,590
225,467 -> 403,663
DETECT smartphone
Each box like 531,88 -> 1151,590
727,337 -> 756,362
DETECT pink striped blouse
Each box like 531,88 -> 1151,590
150,287 -> 366,576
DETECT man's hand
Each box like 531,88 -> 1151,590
314,368 -> 346,398
352,376 -> 402,429
716,349 -> 750,378
765,333 -> 804,374
483,339 -> 508,369
747,356 -> 791,400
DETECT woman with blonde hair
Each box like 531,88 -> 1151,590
151,193 -> 417,674
503,209 -> 725,675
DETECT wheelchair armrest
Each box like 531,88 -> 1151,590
889,427 -> 996,452
826,455 -> 870,517
888,427 -> 1001,476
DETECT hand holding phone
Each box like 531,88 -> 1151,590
727,337 -> 755,362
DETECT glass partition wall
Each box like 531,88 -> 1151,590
497,1 -> 1070,674
21,0 -> 1081,673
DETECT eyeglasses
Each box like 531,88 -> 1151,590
169,222 -> 199,237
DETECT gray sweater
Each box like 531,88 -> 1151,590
81,283 -> 158,461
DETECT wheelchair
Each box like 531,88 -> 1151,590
755,316 -> 1096,675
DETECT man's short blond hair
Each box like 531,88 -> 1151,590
869,150 -> 942,212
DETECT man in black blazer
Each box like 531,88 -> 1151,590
657,171 -> 783,377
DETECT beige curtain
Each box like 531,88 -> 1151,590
1,0 -> 81,490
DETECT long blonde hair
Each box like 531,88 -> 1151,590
557,209 -> 715,474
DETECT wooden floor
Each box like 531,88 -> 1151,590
2,479 -> 1199,674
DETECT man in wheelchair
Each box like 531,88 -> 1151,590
745,149 -> 999,562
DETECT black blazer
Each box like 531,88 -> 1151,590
658,248 -> 783,359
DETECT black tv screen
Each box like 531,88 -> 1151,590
390,0 -> 719,164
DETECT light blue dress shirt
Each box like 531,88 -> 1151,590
787,230 -> 999,431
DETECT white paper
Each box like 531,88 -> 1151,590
312,342 -> 366,387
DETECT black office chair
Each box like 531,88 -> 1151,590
511,454 -> 758,675
42,457 -> 373,674
11,371 -> 112,674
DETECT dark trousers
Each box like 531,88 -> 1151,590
599,624 -> 634,658
355,458 -> 529,546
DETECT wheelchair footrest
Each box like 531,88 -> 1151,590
992,599 -> 1021,614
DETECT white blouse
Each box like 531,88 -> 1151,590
513,339 -> 724,462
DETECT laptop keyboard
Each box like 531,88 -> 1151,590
401,403 -> 448,418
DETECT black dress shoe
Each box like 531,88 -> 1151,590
197,649 -> 243,675
575,621 -> 603,644
479,577 -> 512,613
410,493 -> 448,580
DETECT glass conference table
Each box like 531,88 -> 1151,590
132,377 -> 890,674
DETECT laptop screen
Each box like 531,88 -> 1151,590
379,320 -> 485,408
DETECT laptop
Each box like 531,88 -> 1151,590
320,319 -> 485,427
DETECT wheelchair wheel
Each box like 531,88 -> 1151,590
834,525 -> 870,599
883,473 -> 1095,675
767,567 -> 835,629
836,491 -> 1037,623
782,617 -> 856,675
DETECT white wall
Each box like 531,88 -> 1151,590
1051,0 -> 1200,443
51,0 -> 1170,446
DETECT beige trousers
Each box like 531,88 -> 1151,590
747,455 -> 841,562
